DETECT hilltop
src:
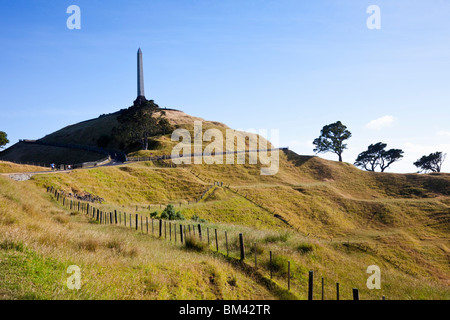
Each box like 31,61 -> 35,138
0,106 -> 271,166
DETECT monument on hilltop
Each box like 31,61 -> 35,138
133,48 -> 147,106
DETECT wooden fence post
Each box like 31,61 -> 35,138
207,228 -> 210,245
164,221 -> 167,239
288,261 -> 291,291
225,231 -> 229,257
159,219 -> 162,237
239,233 -> 245,261
146,217 -> 149,234
174,223 -> 177,244
198,224 -> 202,241
336,283 -> 340,301
352,288 -> 359,300
180,224 -> 183,244
135,214 -> 138,230
308,270 -> 314,300
169,222 -> 172,241
115,210 -> 118,224
124,212 -> 126,226
215,229 -> 218,252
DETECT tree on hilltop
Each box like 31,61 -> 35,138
0,131 -> 9,149
313,121 -> 352,162
354,142 -> 404,172
114,100 -> 172,150
413,152 -> 446,173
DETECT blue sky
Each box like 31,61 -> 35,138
0,0 -> 449,172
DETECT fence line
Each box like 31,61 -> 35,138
46,185 -> 385,300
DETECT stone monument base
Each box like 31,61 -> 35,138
133,95 -> 147,106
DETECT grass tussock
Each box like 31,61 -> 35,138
296,243 -> 315,254
184,236 -> 208,252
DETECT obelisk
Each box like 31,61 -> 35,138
134,48 -> 147,106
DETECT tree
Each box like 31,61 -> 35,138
161,204 -> 185,220
0,131 -> 9,149
157,117 -> 174,136
354,142 -> 404,172
115,100 -> 166,150
413,152 -> 446,173
313,121 -> 352,162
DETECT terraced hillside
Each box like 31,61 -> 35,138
0,107 -> 448,300
9,148 -> 446,300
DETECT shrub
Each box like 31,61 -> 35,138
296,243 -> 315,254
160,211 -> 169,219
191,214 -> 205,223
184,236 -> 207,252
161,204 -> 185,220
150,211 -> 159,218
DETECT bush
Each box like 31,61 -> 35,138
161,204 -> 185,220
160,211 -> 169,219
150,211 -> 159,218
191,214 -> 206,223
184,236 -> 207,252
296,243 -> 315,254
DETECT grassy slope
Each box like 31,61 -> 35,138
25,149 -> 450,300
1,109 -> 449,300
0,161 -> 50,174
0,175 -> 277,300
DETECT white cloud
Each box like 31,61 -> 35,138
437,130 -> 450,137
365,115 -> 395,130
404,142 -> 450,155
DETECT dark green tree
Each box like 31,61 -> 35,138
158,117 -> 174,136
413,152 -> 446,173
0,131 -> 9,149
161,204 -> 185,220
313,121 -> 352,162
115,100 -> 165,150
354,142 -> 404,172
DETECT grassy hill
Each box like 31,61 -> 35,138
0,148 -> 446,300
0,108 -> 233,165
0,107 -> 448,300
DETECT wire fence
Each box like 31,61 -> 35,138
46,185 -> 388,300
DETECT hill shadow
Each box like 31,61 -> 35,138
282,149 -> 315,167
